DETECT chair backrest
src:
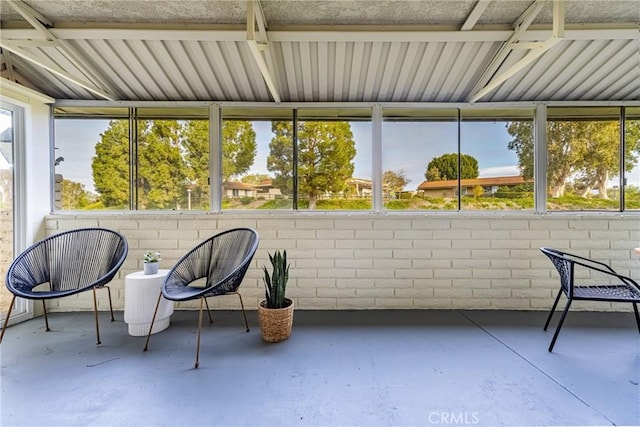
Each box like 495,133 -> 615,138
7,228 -> 128,297
165,228 -> 259,297
540,247 -> 573,296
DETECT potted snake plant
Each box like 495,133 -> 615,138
258,250 -> 294,342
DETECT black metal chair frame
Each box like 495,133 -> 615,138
540,247 -> 640,352
144,227 -> 259,368
1,228 -> 128,345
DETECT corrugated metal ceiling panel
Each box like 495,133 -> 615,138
1,0 -> 637,104
65,39 -> 275,101
2,35 -> 638,103
271,40 -> 503,103
3,46 -> 93,99
484,38 -> 640,102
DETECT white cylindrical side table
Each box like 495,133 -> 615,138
124,269 -> 174,336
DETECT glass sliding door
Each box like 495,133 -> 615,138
0,102 -> 28,324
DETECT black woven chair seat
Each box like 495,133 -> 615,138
540,247 -> 640,352
574,284 -> 640,301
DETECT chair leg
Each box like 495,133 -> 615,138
0,295 -> 16,344
549,298 -> 573,352
204,297 -> 214,324
42,300 -> 50,331
102,285 -> 115,321
235,292 -> 250,332
92,288 -> 101,345
143,292 -> 163,351
633,303 -> 640,334
544,290 -> 563,331
195,296 -> 205,369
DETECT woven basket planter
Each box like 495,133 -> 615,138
258,298 -> 294,343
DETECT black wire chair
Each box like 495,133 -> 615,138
0,228 -> 128,345
144,227 -> 259,368
540,247 -> 640,352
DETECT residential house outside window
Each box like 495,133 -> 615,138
460,108 -> 534,211
382,108 -> 534,211
221,107 -> 371,211
297,108 -> 372,211
383,108 -> 458,211
221,108 -> 293,210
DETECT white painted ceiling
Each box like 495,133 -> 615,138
1,0 -> 638,103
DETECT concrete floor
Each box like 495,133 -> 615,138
0,309 -> 638,427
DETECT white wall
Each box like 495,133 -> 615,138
46,212 -> 639,313
1,81 -> 53,247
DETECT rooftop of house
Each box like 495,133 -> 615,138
417,175 -> 529,190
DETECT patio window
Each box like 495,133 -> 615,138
221,107 -> 293,210
54,107 -> 209,211
383,109 -> 458,211
382,108 -> 534,211
220,107 -> 371,211
545,107 -> 631,211
460,108 -> 534,211
297,108 -> 372,211
135,108 -> 209,211
52,103 -> 639,213
54,107 -> 130,210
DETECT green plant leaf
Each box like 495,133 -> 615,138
262,249 -> 289,309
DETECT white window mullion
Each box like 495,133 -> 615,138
534,103 -> 547,213
210,104 -> 222,213
372,104 -> 383,213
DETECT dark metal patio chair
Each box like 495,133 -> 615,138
144,227 -> 259,368
540,247 -> 640,352
0,228 -> 128,345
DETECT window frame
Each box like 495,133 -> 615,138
51,100 -> 640,215
1,100 -> 31,325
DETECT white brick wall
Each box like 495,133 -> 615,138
45,212 -> 640,313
